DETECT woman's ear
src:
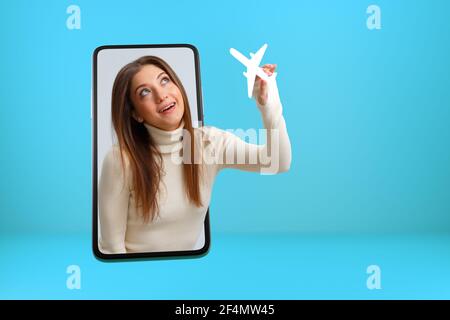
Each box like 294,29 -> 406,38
132,109 -> 144,123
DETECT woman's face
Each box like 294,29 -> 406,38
130,64 -> 185,131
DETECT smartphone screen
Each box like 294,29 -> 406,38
92,44 -> 210,260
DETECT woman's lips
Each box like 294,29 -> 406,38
158,102 -> 176,115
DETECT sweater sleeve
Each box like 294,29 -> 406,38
98,147 -> 130,254
205,74 -> 291,175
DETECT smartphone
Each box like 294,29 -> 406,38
92,44 -> 210,260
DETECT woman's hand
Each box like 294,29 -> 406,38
254,64 -> 277,106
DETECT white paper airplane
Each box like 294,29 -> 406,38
230,43 -> 275,98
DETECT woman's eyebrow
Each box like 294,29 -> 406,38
156,71 -> 166,79
134,72 -> 167,95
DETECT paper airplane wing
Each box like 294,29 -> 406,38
230,48 -> 249,67
252,43 -> 268,66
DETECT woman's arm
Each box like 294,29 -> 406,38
98,147 -> 130,254
211,64 -> 292,174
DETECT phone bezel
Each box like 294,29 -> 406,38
92,44 -> 210,261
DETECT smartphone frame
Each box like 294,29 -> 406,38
92,44 -> 210,261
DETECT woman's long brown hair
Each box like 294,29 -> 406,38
111,56 -> 202,222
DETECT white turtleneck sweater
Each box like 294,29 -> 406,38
98,76 -> 291,254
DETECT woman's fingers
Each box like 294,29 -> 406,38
255,63 -> 277,105
257,81 -> 265,105
260,64 -> 274,84
258,79 -> 268,105
261,64 -> 277,76
266,64 -> 276,73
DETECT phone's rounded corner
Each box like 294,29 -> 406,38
197,243 -> 211,258
183,43 -> 200,58
92,241 -> 112,262
92,45 -> 109,62
194,235 -> 211,259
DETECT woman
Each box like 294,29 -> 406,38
99,55 -> 291,254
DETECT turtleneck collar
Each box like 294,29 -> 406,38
144,120 -> 185,154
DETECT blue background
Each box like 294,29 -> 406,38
1,0 -> 450,299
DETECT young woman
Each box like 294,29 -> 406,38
99,55 -> 291,254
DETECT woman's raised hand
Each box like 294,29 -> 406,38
254,64 -> 277,106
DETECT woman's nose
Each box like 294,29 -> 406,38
153,89 -> 167,104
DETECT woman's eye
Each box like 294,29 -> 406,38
140,88 -> 150,97
161,77 -> 170,85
